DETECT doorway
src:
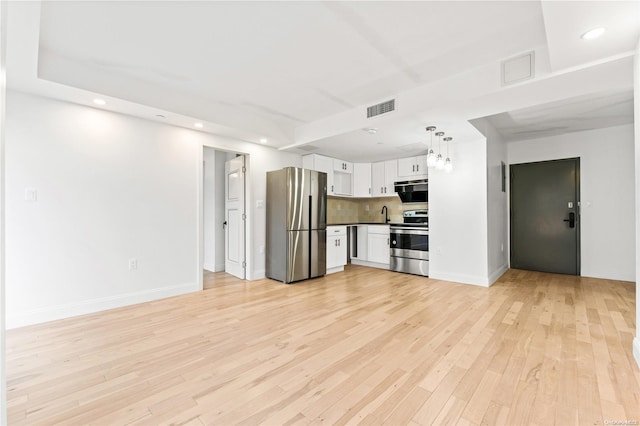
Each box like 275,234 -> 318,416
510,158 -> 580,275
202,148 -> 247,284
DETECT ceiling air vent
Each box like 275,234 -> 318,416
501,51 -> 535,86
367,99 -> 395,118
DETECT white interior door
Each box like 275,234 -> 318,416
224,156 -> 246,279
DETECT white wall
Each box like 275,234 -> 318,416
203,147 -> 217,272
0,0 -> 7,421
214,151 -> 226,271
429,137 -> 490,286
633,38 -> 640,368
6,91 -> 301,328
471,118 -> 509,284
509,124 -> 635,282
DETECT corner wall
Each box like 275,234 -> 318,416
429,137 -> 490,286
203,147 -> 217,272
633,37 -> 640,368
5,91 -> 301,328
509,124 -> 635,282
0,0 -> 7,421
470,118 -> 509,284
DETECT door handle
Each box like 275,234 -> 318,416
223,220 -> 227,229
563,212 -> 576,228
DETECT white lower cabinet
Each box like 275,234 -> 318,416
326,226 -> 347,274
350,225 -> 389,269
367,225 -> 390,265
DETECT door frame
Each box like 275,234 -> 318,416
197,147 -> 251,290
508,157 -> 581,275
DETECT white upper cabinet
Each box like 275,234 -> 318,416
332,158 -> 353,196
302,154 -> 353,196
353,163 -> 372,197
397,155 -> 428,179
302,154 -> 335,195
303,154 -> 425,198
372,160 -> 398,197
333,159 -> 353,173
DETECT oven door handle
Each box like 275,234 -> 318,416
390,228 -> 429,235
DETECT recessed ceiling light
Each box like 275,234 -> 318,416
259,138 -> 268,144
581,27 -> 605,40
194,122 -> 204,129
93,98 -> 106,106
364,127 -> 378,134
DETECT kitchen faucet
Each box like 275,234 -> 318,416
381,205 -> 390,223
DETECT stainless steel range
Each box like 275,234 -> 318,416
390,210 -> 429,276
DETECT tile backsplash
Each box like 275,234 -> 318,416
327,195 -> 427,224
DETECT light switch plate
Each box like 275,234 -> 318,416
25,188 -> 37,202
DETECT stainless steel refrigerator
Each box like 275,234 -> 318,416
266,167 -> 327,283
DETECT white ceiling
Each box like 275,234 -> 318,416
481,88 -> 634,143
6,1 -> 639,161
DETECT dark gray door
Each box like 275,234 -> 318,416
510,158 -> 580,275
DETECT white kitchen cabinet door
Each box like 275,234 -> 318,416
327,226 -> 347,272
353,163 -> 372,197
371,161 -> 386,197
303,154 -> 335,195
332,158 -> 353,196
414,155 -> 428,176
397,157 -> 417,178
333,159 -> 353,173
384,160 -> 398,195
367,233 -> 390,265
371,160 -> 396,197
397,155 -> 428,178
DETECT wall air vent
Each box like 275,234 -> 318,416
367,99 -> 395,118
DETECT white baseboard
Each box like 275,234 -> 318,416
633,337 -> 640,369
215,263 -> 225,272
327,265 -> 345,275
488,264 -> 509,286
252,269 -> 266,280
7,282 -> 198,329
350,259 -> 389,270
428,270 -> 491,287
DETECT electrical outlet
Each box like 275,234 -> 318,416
128,258 -> 138,271
501,243 -> 504,252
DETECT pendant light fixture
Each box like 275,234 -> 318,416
435,131 -> 445,170
426,126 -> 437,168
444,137 -> 453,172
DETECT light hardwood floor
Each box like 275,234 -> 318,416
7,266 -> 639,425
